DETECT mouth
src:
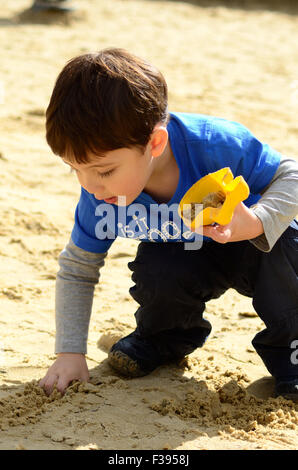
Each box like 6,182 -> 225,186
103,196 -> 117,204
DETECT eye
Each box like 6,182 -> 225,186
99,169 -> 115,178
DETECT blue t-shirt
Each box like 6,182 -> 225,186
71,112 -> 281,253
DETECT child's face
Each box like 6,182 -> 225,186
62,126 -> 169,206
62,144 -> 157,206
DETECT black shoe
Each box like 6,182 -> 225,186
32,1 -> 75,12
275,376 -> 298,402
108,332 -> 171,378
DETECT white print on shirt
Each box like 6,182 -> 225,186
94,199 -> 203,245
290,340 -> 298,365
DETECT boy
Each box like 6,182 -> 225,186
39,48 -> 298,401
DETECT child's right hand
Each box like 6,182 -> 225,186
38,353 -> 89,396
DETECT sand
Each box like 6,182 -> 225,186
0,0 -> 298,450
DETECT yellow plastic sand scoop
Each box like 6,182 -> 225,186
178,167 -> 250,229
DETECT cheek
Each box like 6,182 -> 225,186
114,171 -> 138,192
76,172 -> 90,190
111,163 -> 148,197
75,172 -> 83,187
123,173 -> 145,194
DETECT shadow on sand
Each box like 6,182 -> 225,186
145,0 -> 298,15
0,6 -> 78,27
0,0 -> 297,27
0,358 -> 297,449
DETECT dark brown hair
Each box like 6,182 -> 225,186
46,48 -> 168,163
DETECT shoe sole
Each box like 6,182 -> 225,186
108,349 -> 147,378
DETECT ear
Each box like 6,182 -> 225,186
150,126 -> 168,158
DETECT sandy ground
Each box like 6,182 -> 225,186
0,0 -> 298,450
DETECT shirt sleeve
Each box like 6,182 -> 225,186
249,156 -> 298,252
55,237 -> 108,354
71,187 -> 116,253
205,118 -> 281,203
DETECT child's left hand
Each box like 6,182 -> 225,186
191,202 -> 264,243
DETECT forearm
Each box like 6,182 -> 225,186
55,237 -> 107,354
235,204 -> 264,240
249,157 -> 298,252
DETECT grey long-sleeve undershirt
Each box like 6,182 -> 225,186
55,157 -> 298,354
249,157 -> 298,251
55,242 -> 107,353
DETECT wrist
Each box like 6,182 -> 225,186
228,203 -> 264,242
247,206 -> 264,239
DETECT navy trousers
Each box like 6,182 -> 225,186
128,220 -> 298,379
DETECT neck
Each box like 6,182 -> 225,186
149,141 -> 173,181
143,141 -> 179,203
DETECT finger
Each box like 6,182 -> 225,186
204,226 -> 230,243
43,374 -> 59,396
212,229 -> 231,243
202,225 -> 218,238
215,223 -> 227,232
38,376 -> 46,388
56,376 -> 70,395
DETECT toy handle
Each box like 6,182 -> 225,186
212,175 -> 249,225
